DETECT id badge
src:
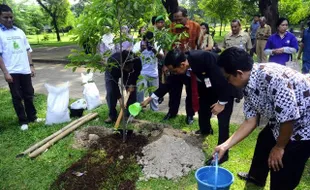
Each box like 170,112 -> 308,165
204,78 -> 212,88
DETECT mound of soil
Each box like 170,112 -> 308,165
51,133 -> 148,190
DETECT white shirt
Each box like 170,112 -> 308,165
140,48 -> 158,78
0,25 -> 32,74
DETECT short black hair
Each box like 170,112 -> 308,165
175,6 -> 187,17
276,17 -> 289,28
164,48 -> 187,68
200,22 -> 210,34
151,16 -> 157,25
231,19 -> 241,26
217,47 -> 253,76
254,14 -> 260,18
0,4 -> 12,15
143,31 -> 154,41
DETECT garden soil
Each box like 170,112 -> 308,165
51,124 -> 205,189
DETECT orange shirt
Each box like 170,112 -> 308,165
170,20 -> 201,52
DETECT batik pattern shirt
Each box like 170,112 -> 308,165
244,63 -> 310,141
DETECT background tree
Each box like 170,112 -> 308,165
279,0 -> 310,25
37,0 -> 71,41
199,0 -> 241,36
259,0 -> 279,33
71,0 -> 90,17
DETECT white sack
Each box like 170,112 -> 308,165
45,82 -> 70,125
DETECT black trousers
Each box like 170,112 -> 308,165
168,74 -> 194,117
197,82 -> 234,145
8,74 -> 37,125
248,125 -> 310,190
105,71 -> 136,120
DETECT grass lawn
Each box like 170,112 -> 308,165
0,88 -> 309,190
26,33 -> 77,48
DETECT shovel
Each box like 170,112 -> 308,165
114,91 -> 131,130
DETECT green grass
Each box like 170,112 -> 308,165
0,88 -> 309,190
26,33 -> 77,48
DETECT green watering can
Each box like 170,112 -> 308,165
128,102 -> 142,116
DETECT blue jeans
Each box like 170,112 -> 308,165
302,60 -> 310,74
136,75 -> 159,111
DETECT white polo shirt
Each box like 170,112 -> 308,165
0,25 -> 32,74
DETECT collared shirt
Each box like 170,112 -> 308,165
224,31 -> 252,51
264,32 -> 299,65
244,63 -> 310,141
301,28 -> 310,62
250,21 -> 260,39
170,20 -> 201,52
0,24 -> 32,74
255,24 -> 271,40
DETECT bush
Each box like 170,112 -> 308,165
41,33 -> 50,41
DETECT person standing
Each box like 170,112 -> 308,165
0,4 -> 38,130
198,22 -> 214,51
223,19 -> 251,103
136,31 -> 163,111
215,47 -> 310,189
104,51 -> 142,123
160,6 -> 200,124
264,18 -> 299,65
142,49 -> 235,164
297,20 -> 310,74
224,19 -> 252,52
249,15 -> 260,56
255,17 -> 271,63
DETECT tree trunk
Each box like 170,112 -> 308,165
52,15 -> 61,41
161,0 -> 178,21
224,23 -> 227,32
220,19 -> 223,36
213,18 -> 216,28
259,0 -> 279,33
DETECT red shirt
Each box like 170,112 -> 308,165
171,20 -> 201,52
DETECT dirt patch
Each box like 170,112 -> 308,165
51,133 -> 148,190
72,126 -> 114,149
52,122 -> 206,189
138,128 -> 205,180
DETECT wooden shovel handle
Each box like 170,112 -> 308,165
114,91 -> 131,129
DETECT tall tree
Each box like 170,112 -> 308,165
259,0 -> 279,33
37,0 -> 71,41
199,0 -> 241,36
161,0 -> 178,21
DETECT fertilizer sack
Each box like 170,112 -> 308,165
81,73 -> 102,110
45,82 -> 70,125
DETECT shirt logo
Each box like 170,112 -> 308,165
13,41 -> 20,50
286,40 -> 290,44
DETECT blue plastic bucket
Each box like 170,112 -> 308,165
195,166 -> 234,190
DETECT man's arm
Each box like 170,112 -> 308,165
0,57 -> 13,83
27,51 -> 35,77
214,116 -> 257,160
268,121 -> 293,171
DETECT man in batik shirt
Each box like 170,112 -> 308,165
214,47 -> 310,190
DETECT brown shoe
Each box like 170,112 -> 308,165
104,117 -> 115,124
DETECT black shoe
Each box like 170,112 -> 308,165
163,113 -> 176,121
237,172 -> 266,187
158,97 -> 164,104
205,154 -> 228,165
104,117 -> 115,124
194,128 -> 213,136
186,115 -> 194,125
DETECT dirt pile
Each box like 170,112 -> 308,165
137,128 -> 205,180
